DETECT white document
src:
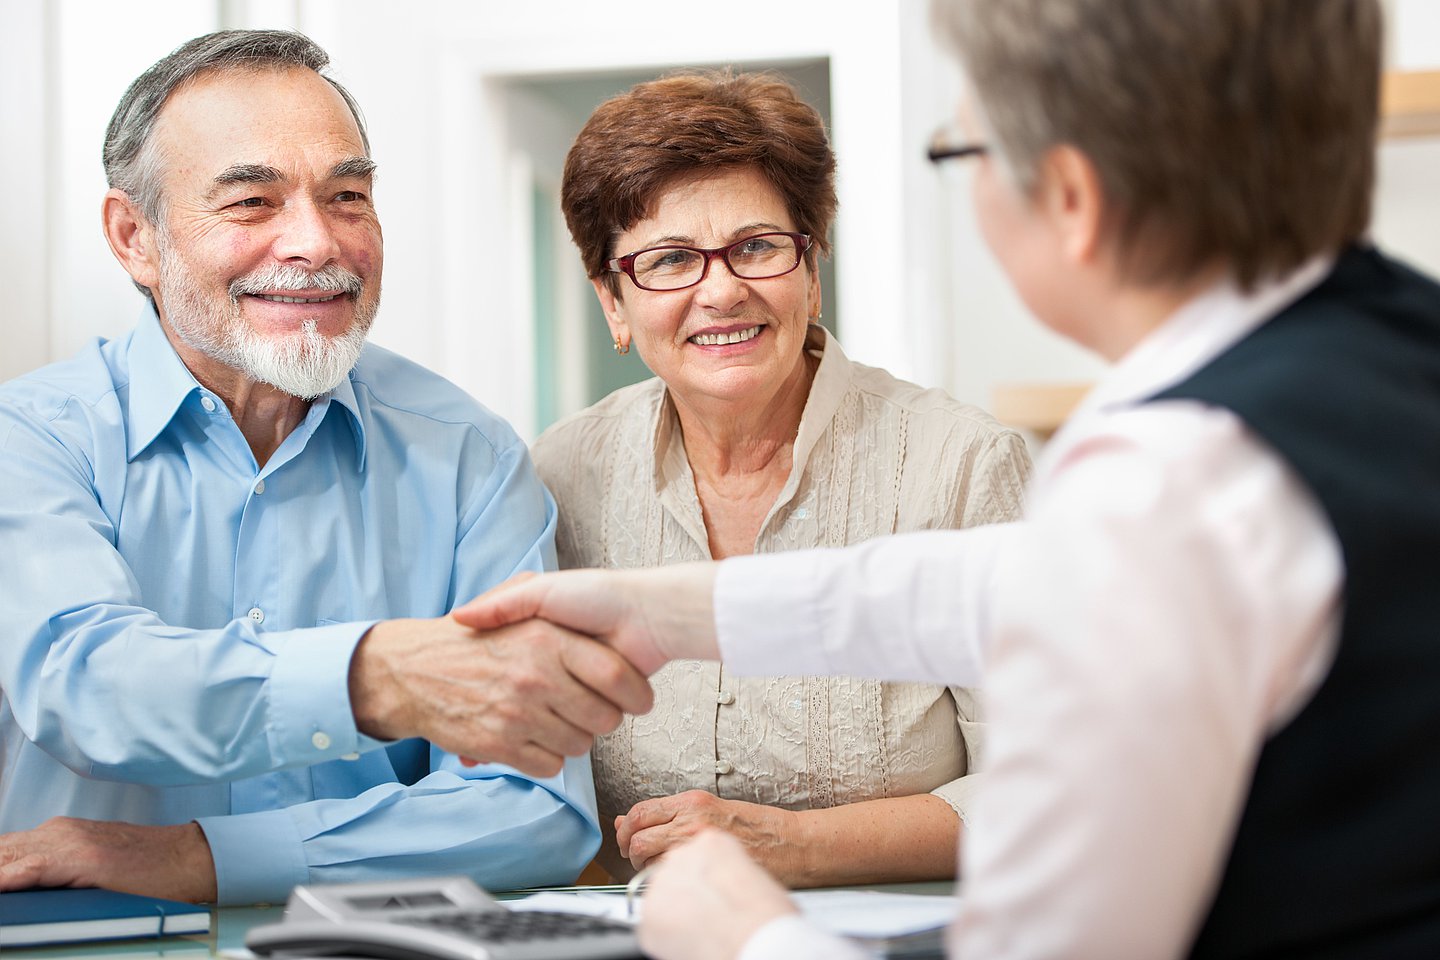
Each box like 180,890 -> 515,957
506,888 -> 957,938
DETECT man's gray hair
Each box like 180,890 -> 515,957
103,29 -> 371,226
935,0 -> 1381,291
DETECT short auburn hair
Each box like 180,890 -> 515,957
561,70 -> 837,297
938,0 -> 1382,291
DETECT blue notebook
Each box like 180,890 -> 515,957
0,888 -> 211,947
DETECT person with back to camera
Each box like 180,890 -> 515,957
458,0 -> 1440,957
534,70 -> 1031,885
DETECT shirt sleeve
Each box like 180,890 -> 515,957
929,427 -> 1029,819
951,404 -> 1342,960
198,434 -> 599,903
954,427 -> 1032,529
714,524 -> 1018,686
198,752 -> 598,904
930,686 -> 985,823
737,916 -> 869,960
0,401 -> 377,784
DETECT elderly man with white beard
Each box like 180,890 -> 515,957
0,30 -> 651,905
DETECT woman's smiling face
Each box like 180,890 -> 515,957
592,165 -> 821,411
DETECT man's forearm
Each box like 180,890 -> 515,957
199,762 -> 599,904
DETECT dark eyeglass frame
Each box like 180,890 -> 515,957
927,141 -> 984,164
927,142 -> 990,164
606,231 -> 812,292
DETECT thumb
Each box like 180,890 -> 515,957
451,571 -> 542,630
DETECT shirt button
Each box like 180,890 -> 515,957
200,395 -> 217,413
714,760 -> 734,775
340,752 -> 360,761
716,691 -> 736,705
247,607 -> 265,624
312,731 -> 332,751
254,479 -> 266,495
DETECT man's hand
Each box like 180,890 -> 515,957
451,563 -> 721,677
0,818 -> 216,903
617,791 -> 803,881
637,830 -> 798,960
349,615 -> 652,777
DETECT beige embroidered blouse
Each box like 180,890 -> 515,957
531,326 -> 1031,858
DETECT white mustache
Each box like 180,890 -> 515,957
229,264 -> 363,300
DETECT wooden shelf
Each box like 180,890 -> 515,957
991,382 -> 1092,440
1382,69 -> 1440,138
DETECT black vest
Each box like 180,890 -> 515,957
1151,246 -> 1440,959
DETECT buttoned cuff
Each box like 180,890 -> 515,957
266,621 -> 377,765
738,915 -> 866,960
196,808 -> 308,905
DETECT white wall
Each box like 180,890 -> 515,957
4,0 -> 1439,432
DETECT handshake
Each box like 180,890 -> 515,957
349,563 -> 722,777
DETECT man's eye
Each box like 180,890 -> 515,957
336,191 -> 365,202
234,197 -> 266,208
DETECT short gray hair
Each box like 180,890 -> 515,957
935,0 -> 1381,290
103,29 -> 371,226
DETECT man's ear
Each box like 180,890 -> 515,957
102,189 -> 161,292
1036,144 -> 1107,268
590,276 -> 630,351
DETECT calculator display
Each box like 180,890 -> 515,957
347,892 -> 456,911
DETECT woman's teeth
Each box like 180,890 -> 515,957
690,325 -> 761,346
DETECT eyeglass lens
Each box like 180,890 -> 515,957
632,234 -> 802,291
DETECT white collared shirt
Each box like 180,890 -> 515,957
720,260 -> 1343,960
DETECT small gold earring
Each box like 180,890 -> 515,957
613,337 -> 630,356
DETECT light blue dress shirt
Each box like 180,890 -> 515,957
0,306 -> 599,904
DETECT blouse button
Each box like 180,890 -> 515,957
716,691 -> 736,705
714,760 -> 734,775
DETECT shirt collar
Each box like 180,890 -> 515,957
1069,255 -> 1336,425
784,324 -> 849,492
124,303 -> 369,469
125,303 -> 206,461
326,361 -> 368,472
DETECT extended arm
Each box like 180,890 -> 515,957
0,408 -> 370,783
0,410 -> 644,784
0,411 -> 631,902
193,438 -> 611,903
617,790 -> 959,886
0,756 -> 599,904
